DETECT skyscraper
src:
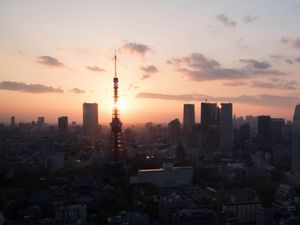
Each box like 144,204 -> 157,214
292,105 -> 300,186
58,116 -> 68,133
220,103 -> 233,151
11,116 -> 15,128
82,103 -> 99,138
257,115 -> 272,152
37,116 -> 45,130
201,102 -> 219,127
183,104 -> 195,133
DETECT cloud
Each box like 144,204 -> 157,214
141,74 -> 152,80
216,14 -> 237,27
252,79 -> 298,90
223,81 -> 247,86
128,84 -> 139,90
168,53 -> 284,81
281,37 -> 300,48
136,92 -> 299,107
243,15 -> 258,23
86,65 -> 106,72
0,81 -> 63,93
240,59 -> 271,69
69,88 -> 85,94
270,54 -> 300,64
36,56 -> 64,67
121,41 -> 151,56
141,65 -> 158,73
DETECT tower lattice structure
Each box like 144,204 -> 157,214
108,54 -> 125,159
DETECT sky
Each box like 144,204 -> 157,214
1,0 -> 300,125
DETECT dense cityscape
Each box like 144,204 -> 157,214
1,86 -> 300,224
2,1 -> 300,225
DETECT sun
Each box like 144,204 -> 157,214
115,99 -> 125,111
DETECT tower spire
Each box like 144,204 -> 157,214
114,50 -> 117,78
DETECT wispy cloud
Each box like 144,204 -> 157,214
36,56 -> 64,67
141,65 -> 158,73
0,81 -> 63,93
69,88 -> 85,94
141,74 -> 152,80
281,37 -> 300,49
121,41 -> 152,56
243,14 -> 258,23
167,53 -> 285,81
240,59 -> 271,70
252,79 -> 298,90
128,84 -> 139,90
216,14 -> 237,27
136,92 -> 299,107
223,81 -> 247,86
86,65 -> 106,72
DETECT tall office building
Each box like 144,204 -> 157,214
201,102 -> 219,127
168,118 -> 181,142
220,103 -> 233,151
58,116 -> 68,133
11,116 -> 15,128
257,115 -> 272,152
83,103 -> 99,138
37,116 -> 45,130
183,104 -> 195,133
292,105 -> 300,186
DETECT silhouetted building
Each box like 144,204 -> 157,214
292,105 -> 300,187
271,118 -> 284,144
58,116 -> 68,133
201,102 -> 220,150
183,104 -> 195,133
10,116 -> 15,128
201,102 -> 219,126
168,118 -> 181,142
37,116 -> 45,130
256,205 -> 273,225
257,116 -> 272,152
220,103 -> 233,151
236,123 -> 250,147
83,103 -> 99,138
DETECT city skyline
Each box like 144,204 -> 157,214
1,0 -> 300,124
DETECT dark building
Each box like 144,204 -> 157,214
168,118 -> 181,142
37,116 -> 45,130
271,118 -> 285,145
183,104 -> 195,133
58,116 -> 68,133
10,116 -> 15,128
201,102 -> 220,150
201,102 -> 219,127
83,103 -> 99,138
236,123 -> 250,147
257,116 -> 272,152
220,103 -> 233,151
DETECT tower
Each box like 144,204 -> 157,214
109,54 -> 125,160
58,116 -> 68,133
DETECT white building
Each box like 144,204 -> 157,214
131,161 -> 193,188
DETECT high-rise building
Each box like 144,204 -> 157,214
37,116 -> 45,130
183,104 -> 195,133
292,105 -> 300,186
201,102 -> 219,127
10,116 -> 15,128
271,118 -> 285,144
168,118 -> 181,142
257,115 -> 272,152
83,103 -> 99,138
220,103 -> 233,151
58,116 -> 68,133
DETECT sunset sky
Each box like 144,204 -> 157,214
1,0 -> 300,125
